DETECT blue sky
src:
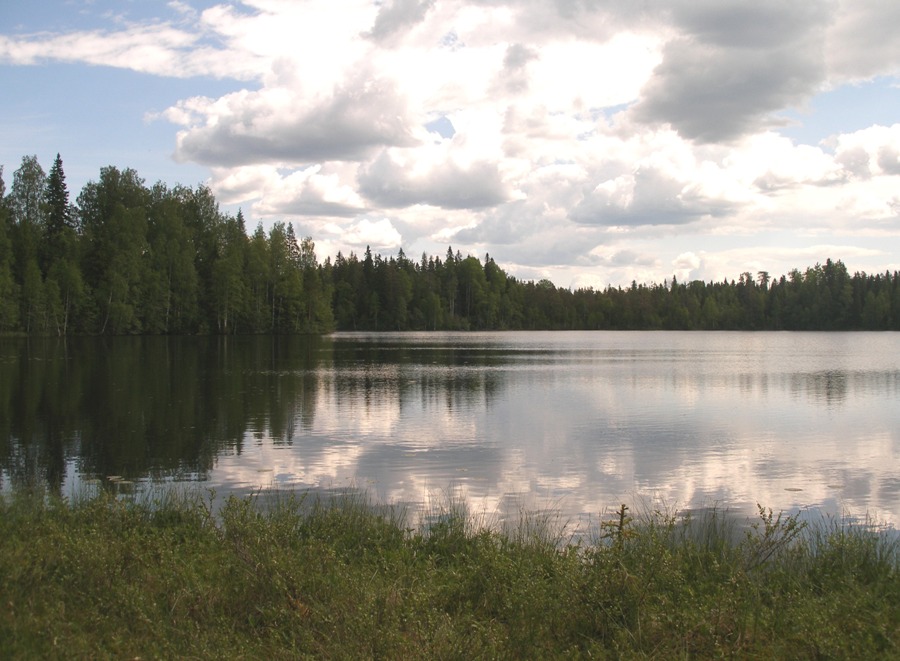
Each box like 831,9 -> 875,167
779,79 -> 900,146
2,0 -> 900,288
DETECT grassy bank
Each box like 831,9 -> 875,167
2,489 -> 899,659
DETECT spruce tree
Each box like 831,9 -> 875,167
0,167 -> 21,330
42,153 -> 71,273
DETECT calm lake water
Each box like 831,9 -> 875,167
2,332 -> 900,529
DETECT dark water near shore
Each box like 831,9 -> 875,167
3,332 -> 900,528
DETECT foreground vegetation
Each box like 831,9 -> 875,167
3,154 -> 900,335
2,489 -> 899,659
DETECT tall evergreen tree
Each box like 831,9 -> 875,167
41,154 -> 84,334
0,167 -> 20,330
42,154 -> 72,272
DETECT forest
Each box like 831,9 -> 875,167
2,153 -> 900,335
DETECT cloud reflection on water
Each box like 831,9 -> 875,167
3,332 -> 899,529
203,332 -> 900,526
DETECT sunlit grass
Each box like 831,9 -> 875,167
2,487 -> 899,659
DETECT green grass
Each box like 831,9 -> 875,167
2,489 -> 899,659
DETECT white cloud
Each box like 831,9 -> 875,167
523,33 -> 662,112
825,1 -> 900,81
210,163 -> 367,218
366,0 -> 436,44
829,124 -> 900,178
171,72 -> 418,166
339,217 -> 404,251
167,2 -> 197,18
629,0 -> 831,142
0,19 -> 264,79
208,164 -> 275,204
672,251 -> 702,280
358,145 -> 508,209
741,133 -> 846,191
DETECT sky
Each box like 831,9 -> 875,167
2,0 -> 900,289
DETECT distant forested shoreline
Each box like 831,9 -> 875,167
1,154 -> 899,336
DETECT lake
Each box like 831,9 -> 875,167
2,332 -> 899,531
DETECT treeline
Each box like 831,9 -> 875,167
2,154 -> 900,335
333,250 -> 900,331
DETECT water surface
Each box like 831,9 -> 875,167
2,332 -> 899,528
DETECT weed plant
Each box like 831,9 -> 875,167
2,488 -> 899,659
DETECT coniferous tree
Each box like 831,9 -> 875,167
441,247 -> 459,323
330,251 -> 361,329
0,167 -> 20,331
41,154 -> 84,334
361,246 -> 379,328
42,154 -> 71,272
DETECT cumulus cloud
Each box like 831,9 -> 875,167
338,217 -> 403,251
209,163 -> 366,217
172,74 -> 418,166
492,43 -> 537,95
630,1 -> 831,142
828,124 -> 900,179
358,147 -> 508,209
366,0 -> 436,43
571,165 -> 737,227
878,147 -> 900,176
672,250 -> 701,269
746,134 -> 847,191
589,247 -> 660,270
566,246 -> 664,289
826,1 -> 900,81
454,200 -> 544,247
208,164 -> 275,204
